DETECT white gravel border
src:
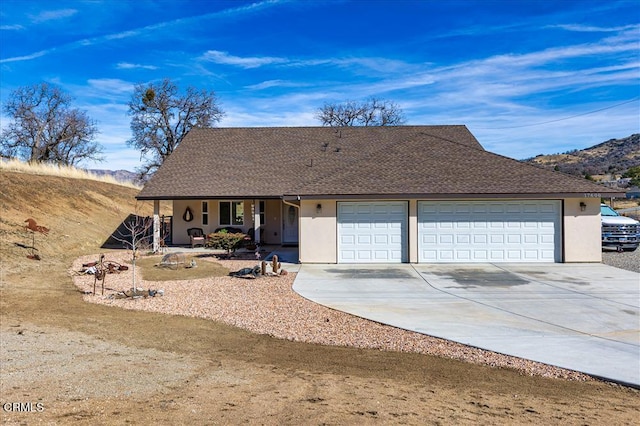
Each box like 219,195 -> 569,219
70,251 -> 593,382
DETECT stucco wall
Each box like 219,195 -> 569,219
563,198 -> 602,262
172,200 -> 207,245
299,200 -> 337,263
408,200 -> 418,263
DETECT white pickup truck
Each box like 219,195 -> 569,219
601,203 -> 639,252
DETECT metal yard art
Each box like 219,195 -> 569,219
23,218 -> 49,260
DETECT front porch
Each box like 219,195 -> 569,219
149,198 -> 300,253
158,243 -> 300,265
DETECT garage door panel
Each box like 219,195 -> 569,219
338,202 -> 407,263
457,250 -> 471,260
419,201 -> 560,263
457,235 -> 470,244
356,205 -> 371,214
474,250 -> 488,260
507,235 -> 521,244
474,234 -> 488,244
539,204 -> 556,213
455,204 -> 472,214
357,251 -> 371,260
541,250 -> 555,260
390,234 -> 403,244
490,235 -> 504,244
540,234 -> 554,244
490,250 -> 505,260
341,235 -> 355,244
508,250 -> 522,259
357,235 -> 371,244
440,250 -> 454,260
440,234 -> 454,244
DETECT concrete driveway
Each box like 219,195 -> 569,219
292,263 -> 640,387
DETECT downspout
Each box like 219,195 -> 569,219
282,197 -> 301,210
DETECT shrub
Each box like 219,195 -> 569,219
206,231 -> 246,253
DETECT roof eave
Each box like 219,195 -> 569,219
136,194 -> 284,201
289,191 -> 626,200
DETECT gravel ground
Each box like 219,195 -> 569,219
602,248 -> 640,272
70,252 -> 596,382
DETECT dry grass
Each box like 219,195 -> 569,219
0,169 -> 147,276
2,166 -> 640,425
135,255 -> 230,281
0,158 -> 140,189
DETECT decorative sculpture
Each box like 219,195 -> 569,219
23,218 -> 49,260
24,218 -> 49,235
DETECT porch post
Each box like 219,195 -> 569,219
253,199 -> 261,244
153,200 -> 160,253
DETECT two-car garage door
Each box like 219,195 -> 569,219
418,200 -> 561,262
337,200 -> 561,263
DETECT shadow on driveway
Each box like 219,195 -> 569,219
293,263 -> 640,388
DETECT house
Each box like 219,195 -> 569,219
136,126 -> 623,263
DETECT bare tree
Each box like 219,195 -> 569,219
316,97 -> 405,127
0,82 -> 103,165
112,214 -> 153,294
127,78 -> 224,180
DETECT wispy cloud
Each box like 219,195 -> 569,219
552,23 -> 638,32
0,24 -> 24,30
30,8 -> 77,23
87,78 -> 134,94
200,49 -> 414,74
0,50 -> 48,63
116,62 -> 158,70
1,1 -> 285,64
245,80 -> 310,90
200,50 -> 288,68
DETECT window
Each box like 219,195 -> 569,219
202,201 -> 209,225
259,201 -> 265,226
220,201 -> 244,225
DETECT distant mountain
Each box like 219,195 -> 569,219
523,134 -> 640,179
89,169 -> 143,185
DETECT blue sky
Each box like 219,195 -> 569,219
1,0 -> 639,172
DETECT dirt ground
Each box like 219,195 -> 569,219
2,262 -> 639,425
1,171 -> 639,425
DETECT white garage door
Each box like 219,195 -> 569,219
418,200 -> 561,263
338,202 -> 408,263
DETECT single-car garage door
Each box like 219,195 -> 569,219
418,200 -> 561,263
338,201 -> 408,263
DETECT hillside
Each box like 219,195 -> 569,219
89,168 -> 144,186
0,170 -> 150,275
524,134 -> 639,179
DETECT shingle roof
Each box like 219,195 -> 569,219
136,126 -> 621,200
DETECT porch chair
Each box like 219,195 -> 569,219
187,228 -> 207,248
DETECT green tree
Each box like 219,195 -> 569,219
622,166 -> 640,187
127,78 -> 224,180
1,82 -> 102,165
